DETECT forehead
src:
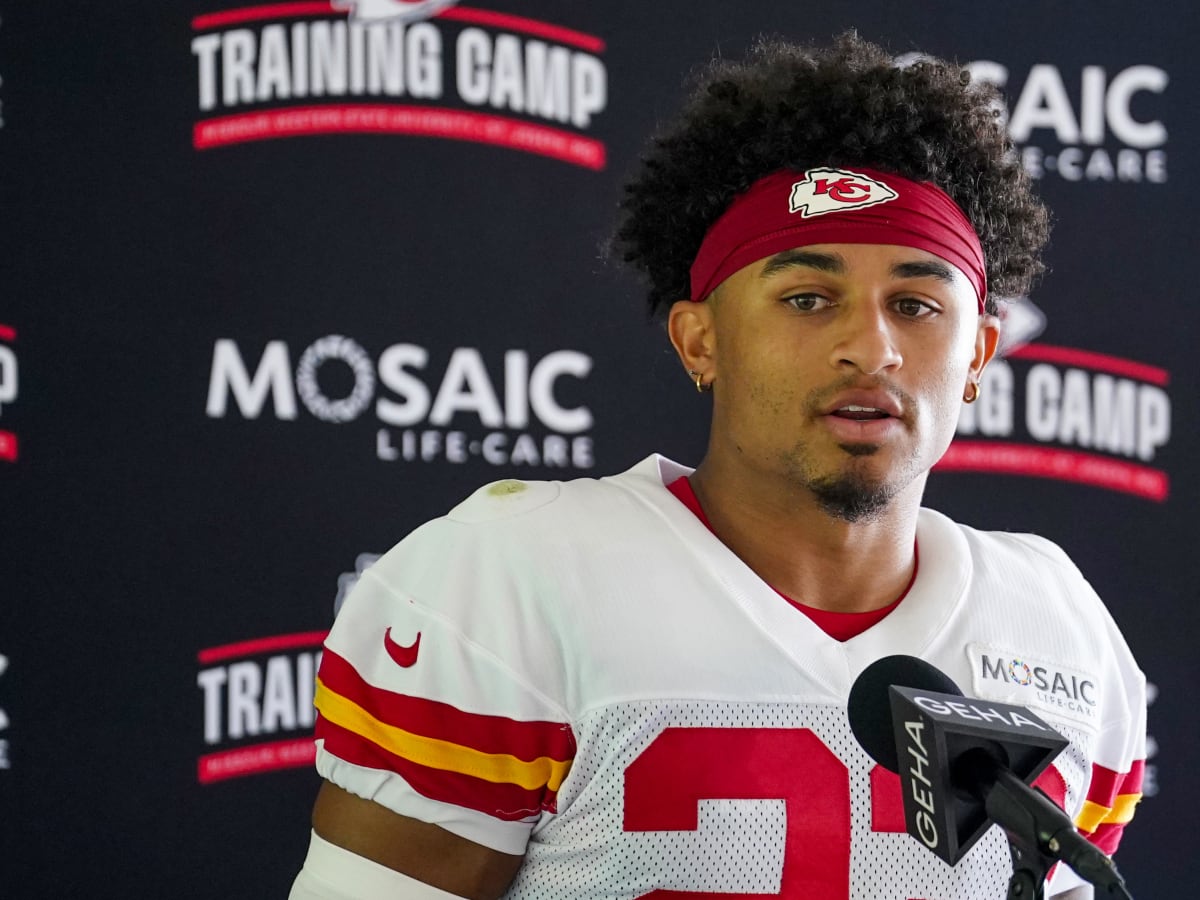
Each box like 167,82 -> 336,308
714,242 -> 981,313
752,243 -> 968,282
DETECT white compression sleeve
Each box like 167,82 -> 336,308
289,830 -> 467,900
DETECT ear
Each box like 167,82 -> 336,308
667,298 -> 716,379
968,313 -> 1002,385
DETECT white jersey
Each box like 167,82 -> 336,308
314,455 -> 1145,900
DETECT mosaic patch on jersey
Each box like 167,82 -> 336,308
967,643 -> 1101,727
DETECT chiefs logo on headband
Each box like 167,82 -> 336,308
689,165 -> 986,307
789,167 -> 900,218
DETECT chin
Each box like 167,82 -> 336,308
810,474 -> 895,523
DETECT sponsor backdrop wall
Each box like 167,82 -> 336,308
2,1 -> 1196,897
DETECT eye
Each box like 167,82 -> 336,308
894,297 -> 937,318
784,293 -> 833,313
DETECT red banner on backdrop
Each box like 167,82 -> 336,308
194,105 -> 607,169
936,441 -> 1169,502
191,4 -> 606,53
197,630 -> 329,665
0,431 -> 17,462
198,737 -> 317,783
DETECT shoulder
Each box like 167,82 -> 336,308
916,506 -> 1134,659
921,507 -> 1092,594
364,454 -> 684,598
443,453 -> 679,528
921,509 -> 1144,737
921,507 -> 1142,677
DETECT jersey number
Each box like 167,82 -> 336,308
623,727 -> 904,899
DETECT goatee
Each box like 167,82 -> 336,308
808,468 -> 897,523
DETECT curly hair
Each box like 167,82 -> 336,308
613,32 -> 1049,318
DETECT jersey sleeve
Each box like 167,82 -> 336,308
1071,656 -> 1146,858
313,513 -> 576,856
1010,533 -> 1148,896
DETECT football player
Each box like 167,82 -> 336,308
291,33 -> 1144,900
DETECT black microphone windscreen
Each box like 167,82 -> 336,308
847,654 -> 964,772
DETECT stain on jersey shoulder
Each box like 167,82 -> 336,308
447,477 -> 562,523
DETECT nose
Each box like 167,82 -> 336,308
828,303 -> 903,375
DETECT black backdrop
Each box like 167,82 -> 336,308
3,2 -> 1196,897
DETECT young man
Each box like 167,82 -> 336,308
291,34 -> 1145,900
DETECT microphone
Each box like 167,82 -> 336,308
847,655 -> 1133,898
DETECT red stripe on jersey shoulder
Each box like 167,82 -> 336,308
1086,822 -> 1126,857
318,648 -> 576,762
1033,764 -> 1068,809
1085,759 -> 1144,806
317,716 -> 559,819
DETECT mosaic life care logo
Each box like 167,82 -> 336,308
974,648 -> 1098,720
896,53 -> 1170,184
970,60 -> 1169,184
936,308 -> 1172,501
196,632 -> 326,783
0,324 -> 17,463
190,1 -> 609,169
206,336 -> 596,468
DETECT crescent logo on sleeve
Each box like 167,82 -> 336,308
384,628 -> 422,668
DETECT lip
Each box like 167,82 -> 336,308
821,389 -> 904,419
820,413 -> 904,443
818,388 -> 906,443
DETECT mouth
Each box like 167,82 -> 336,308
819,395 -> 905,444
829,404 -> 892,422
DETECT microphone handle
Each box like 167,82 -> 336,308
985,767 -> 1133,899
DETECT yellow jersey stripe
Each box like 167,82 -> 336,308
315,678 -> 572,791
1105,792 -> 1141,825
1077,791 -> 1143,833
1077,799 -> 1109,833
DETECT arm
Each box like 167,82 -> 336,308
292,781 -> 524,900
301,511 -> 572,898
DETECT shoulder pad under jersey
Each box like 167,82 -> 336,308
446,477 -> 562,523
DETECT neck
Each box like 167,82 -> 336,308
688,454 -> 922,613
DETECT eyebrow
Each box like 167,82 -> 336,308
890,259 -> 957,284
757,249 -> 959,285
758,249 -> 845,278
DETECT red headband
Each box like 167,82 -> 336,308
688,166 -> 987,311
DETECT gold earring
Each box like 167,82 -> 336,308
687,369 -> 711,393
964,381 -> 980,404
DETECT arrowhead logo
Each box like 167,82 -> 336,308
997,295 -> 1047,356
332,0 -> 460,23
789,167 -> 899,218
383,628 -> 421,668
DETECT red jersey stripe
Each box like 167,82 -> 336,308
1085,759 -> 1144,806
318,648 -> 576,762
317,716 -> 558,819
1086,822 -> 1126,857
1085,763 -> 1122,803
1033,764 -> 1068,810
